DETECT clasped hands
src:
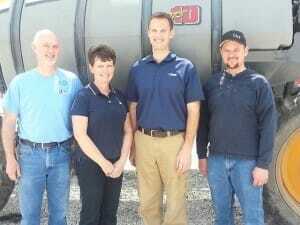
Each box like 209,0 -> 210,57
100,159 -> 125,178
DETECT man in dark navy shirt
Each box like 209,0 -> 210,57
127,12 -> 204,225
197,30 -> 277,225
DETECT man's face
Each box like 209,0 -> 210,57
32,33 -> 60,67
220,41 -> 248,70
148,18 -> 174,51
89,57 -> 115,85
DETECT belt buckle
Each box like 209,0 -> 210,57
150,130 -> 155,137
41,142 -> 49,149
41,142 -> 53,149
155,130 -> 167,138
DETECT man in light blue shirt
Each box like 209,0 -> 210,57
2,29 -> 82,225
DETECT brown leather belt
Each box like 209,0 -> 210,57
138,127 -> 184,138
19,138 -> 73,149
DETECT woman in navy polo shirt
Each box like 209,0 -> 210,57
71,45 -> 132,225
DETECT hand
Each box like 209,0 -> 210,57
6,156 -> 20,181
176,144 -> 192,174
252,167 -> 269,187
198,158 -> 208,176
110,160 -> 125,178
99,159 -> 114,176
129,144 -> 136,167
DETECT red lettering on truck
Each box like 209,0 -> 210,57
171,5 -> 201,25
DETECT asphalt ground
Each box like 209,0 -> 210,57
0,170 -> 245,225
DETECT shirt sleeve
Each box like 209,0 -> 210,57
126,66 -> 138,102
197,83 -> 209,159
73,77 -> 83,95
2,77 -> 20,116
255,78 -> 277,169
70,90 -> 89,117
184,64 -> 205,103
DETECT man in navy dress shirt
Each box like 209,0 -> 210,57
127,12 -> 204,225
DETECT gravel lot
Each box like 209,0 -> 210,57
0,170 -> 244,225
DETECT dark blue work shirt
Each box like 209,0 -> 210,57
126,53 -> 204,130
197,69 -> 277,169
71,82 -> 128,159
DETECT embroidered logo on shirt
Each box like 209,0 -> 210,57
59,80 -> 70,95
55,78 -> 71,95
168,73 -> 178,77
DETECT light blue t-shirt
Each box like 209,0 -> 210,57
3,68 -> 82,142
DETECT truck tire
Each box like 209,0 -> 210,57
0,118 -> 14,211
264,108 -> 300,225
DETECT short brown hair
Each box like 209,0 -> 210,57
88,44 -> 116,66
149,12 -> 174,30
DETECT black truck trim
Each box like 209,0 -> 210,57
74,0 -> 88,85
141,0 -> 153,57
9,0 -> 25,75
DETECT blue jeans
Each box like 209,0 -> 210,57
18,143 -> 71,225
207,153 -> 264,225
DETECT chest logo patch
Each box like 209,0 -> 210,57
55,79 -> 70,95
168,73 -> 178,77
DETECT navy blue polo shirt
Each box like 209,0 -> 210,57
71,82 -> 128,159
197,69 -> 277,169
126,52 -> 204,130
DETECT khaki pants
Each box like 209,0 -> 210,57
135,131 -> 187,225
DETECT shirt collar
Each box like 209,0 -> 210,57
224,68 -> 252,79
88,82 -> 116,97
144,52 -> 177,64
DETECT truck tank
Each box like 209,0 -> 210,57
0,0 -> 300,224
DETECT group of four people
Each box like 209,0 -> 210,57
2,11 -> 276,225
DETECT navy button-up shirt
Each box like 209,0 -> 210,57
126,53 -> 204,130
71,82 -> 128,159
197,69 -> 277,169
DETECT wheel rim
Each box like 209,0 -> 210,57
276,128 -> 300,215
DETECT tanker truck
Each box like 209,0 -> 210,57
0,0 -> 300,224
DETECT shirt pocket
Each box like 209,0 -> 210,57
54,78 -> 72,96
55,83 -> 73,114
